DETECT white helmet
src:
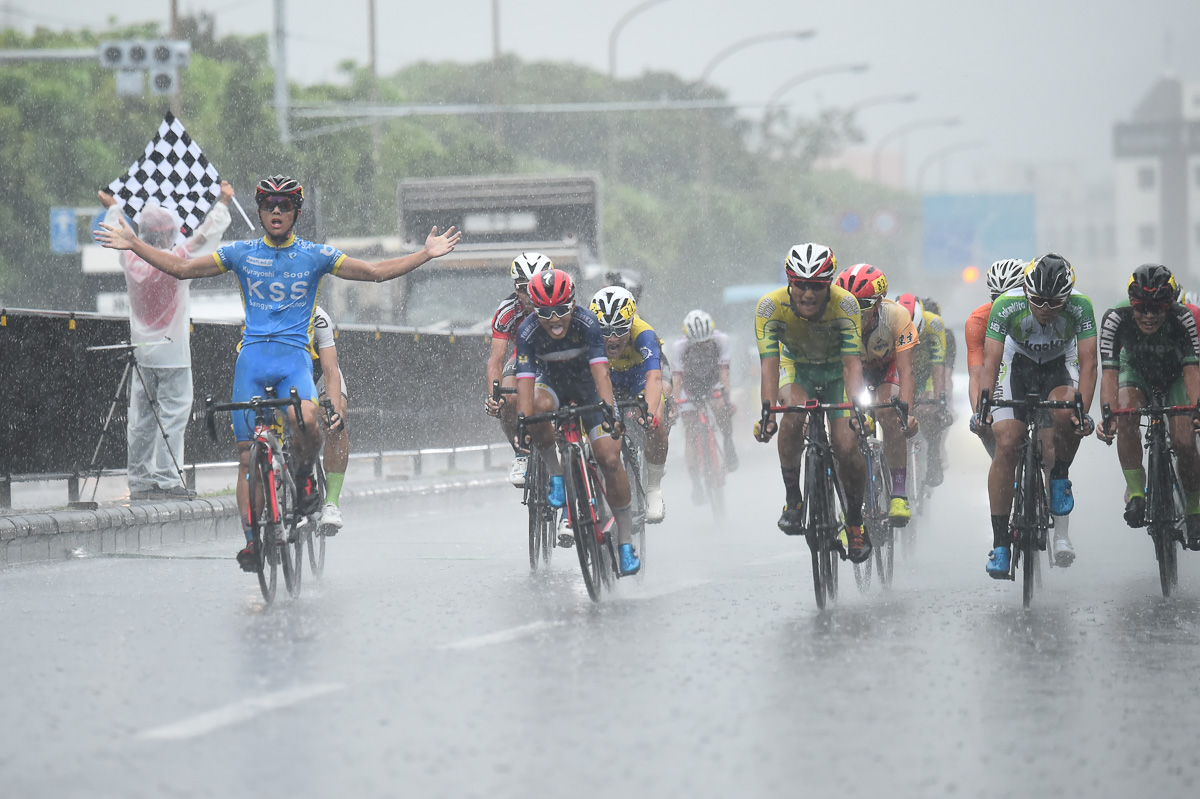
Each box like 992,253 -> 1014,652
682,309 -> 715,342
986,258 -> 1026,299
1183,290 -> 1200,307
783,243 -> 837,283
590,286 -> 637,333
510,252 -> 554,284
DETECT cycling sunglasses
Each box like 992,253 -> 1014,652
1130,299 -> 1171,314
514,281 -> 530,294
535,304 -> 574,319
257,195 -> 297,212
600,326 -> 632,339
857,297 -> 879,310
1026,295 -> 1065,309
789,280 -> 831,293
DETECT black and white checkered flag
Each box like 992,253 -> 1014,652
107,112 -> 220,236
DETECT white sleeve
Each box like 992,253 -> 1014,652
312,307 -> 335,350
183,202 -> 233,257
716,331 -> 733,365
671,337 -> 688,373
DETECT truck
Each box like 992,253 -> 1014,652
393,173 -> 603,332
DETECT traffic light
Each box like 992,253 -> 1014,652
97,40 -> 190,96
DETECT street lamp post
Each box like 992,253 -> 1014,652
698,29 -> 816,217
843,92 -> 918,118
607,0 -> 672,185
872,116 -> 959,185
915,140 -> 986,193
764,62 -> 870,119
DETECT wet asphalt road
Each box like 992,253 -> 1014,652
2,422 -> 1200,799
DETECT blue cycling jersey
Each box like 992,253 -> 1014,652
212,233 -> 345,350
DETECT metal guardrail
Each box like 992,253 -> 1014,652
0,442 -> 511,508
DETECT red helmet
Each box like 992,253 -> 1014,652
528,269 -> 575,307
255,175 -> 304,208
895,293 -> 925,334
835,264 -> 888,304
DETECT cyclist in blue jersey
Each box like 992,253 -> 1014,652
515,269 -> 640,574
98,175 -> 460,570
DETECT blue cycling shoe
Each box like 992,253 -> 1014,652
1050,478 -> 1074,515
986,546 -> 1011,579
619,543 -> 641,575
548,475 -> 565,508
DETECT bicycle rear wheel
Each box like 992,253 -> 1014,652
248,452 -> 277,604
278,468 -> 300,597
308,461 -> 327,579
566,449 -> 602,601
700,422 -> 726,520
527,452 -> 545,572
802,453 -> 829,610
622,444 -> 647,580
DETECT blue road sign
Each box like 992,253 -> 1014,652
922,194 -> 1036,273
50,207 -> 77,254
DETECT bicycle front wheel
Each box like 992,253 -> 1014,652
248,452 -> 277,604
527,452 -> 545,572
566,449 -> 602,602
278,469 -> 300,598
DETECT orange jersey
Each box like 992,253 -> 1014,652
965,301 -> 992,368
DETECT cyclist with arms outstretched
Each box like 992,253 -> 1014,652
590,286 -> 670,522
673,309 -> 737,503
1096,264 -> 1200,549
754,243 -> 872,564
515,270 -> 641,575
98,175 -> 460,570
834,264 -> 920,525
975,254 -> 1097,576
966,259 -> 1027,458
484,252 -> 554,486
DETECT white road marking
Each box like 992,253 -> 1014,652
438,620 -> 565,651
137,683 -> 345,741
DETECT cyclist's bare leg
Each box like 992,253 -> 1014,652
498,374 -> 520,447
1115,386 -> 1147,472
646,421 -> 669,466
681,410 -> 701,480
1047,384 -> 1085,467
526,387 -> 562,476
777,384 -> 808,508
711,392 -> 734,440
830,415 -> 865,523
322,392 -> 349,474
593,434 -> 633,545
988,419 -> 1023,515
875,382 -> 907,479
1170,415 -> 1200,494
236,442 -> 253,541
286,400 -> 325,474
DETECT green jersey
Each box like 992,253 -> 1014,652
985,289 -> 1096,363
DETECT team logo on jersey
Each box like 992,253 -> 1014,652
839,295 -> 860,316
757,297 -> 777,318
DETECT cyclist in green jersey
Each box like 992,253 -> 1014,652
975,254 -> 1097,576
1096,264 -> 1200,549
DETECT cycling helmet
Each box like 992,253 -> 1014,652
255,175 -> 304,208
896,293 -> 925,334
605,269 -> 644,302
511,252 -> 554,284
528,269 -> 575,308
783,243 -> 837,284
1023,253 -> 1075,300
835,264 -> 888,304
986,258 -> 1026,299
1127,263 -> 1179,303
590,286 -> 637,334
682,309 -> 715,342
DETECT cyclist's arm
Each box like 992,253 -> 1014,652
719,364 -> 732,396
842,353 -> 864,405
979,337 -> 1004,412
591,361 -> 617,409
335,226 -> 460,282
931,363 -> 947,398
485,336 -> 508,395
1184,363 -> 1200,406
516,373 -> 535,421
760,356 -> 780,409
895,347 -> 916,410
1098,365 -> 1119,411
318,343 -> 342,405
643,369 -> 663,420
96,217 -> 222,279
1076,335 -> 1098,415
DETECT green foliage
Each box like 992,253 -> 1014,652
0,19 -> 916,316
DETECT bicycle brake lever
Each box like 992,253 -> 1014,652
290,387 -> 306,432
204,396 -> 218,443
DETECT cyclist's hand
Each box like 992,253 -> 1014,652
646,412 -> 660,430
326,409 -> 345,433
1072,413 -> 1095,437
905,414 -> 920,438
1193,415 -> 1200,435
610,417 -> 626,439
969,412 -> 981,435
485,396 -> 503,417
1097,418 -> 1116,443
754,417 -> 777,443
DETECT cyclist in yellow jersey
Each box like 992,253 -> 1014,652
591,286 -> 670,522
753,243 -> 872,564
897,293 -> 950,486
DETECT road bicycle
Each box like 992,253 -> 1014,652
979,389 -> 1085,608
850,398 -> 909,592
519,400 -> 627,602
493,381 -> 554,572
206,387 -> 318,604
760,398 -> 856,610
686,390 -> 728,520
1102,392 -> 1200,597
615,390 -> 651,579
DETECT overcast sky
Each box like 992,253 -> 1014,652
11,0 -> 1200,188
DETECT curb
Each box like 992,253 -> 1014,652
1,473 -> 510,568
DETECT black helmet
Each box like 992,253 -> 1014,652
1023,253 -> 1074,300
1127,263 -> 1178,303
255,175 -> 304,209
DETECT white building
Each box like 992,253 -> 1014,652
1113,75 -> 1200,283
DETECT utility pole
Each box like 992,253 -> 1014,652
492,0 -> 500,61
274,0 -> 290,145
368,0 -> 380,163
169,0 -> 182,117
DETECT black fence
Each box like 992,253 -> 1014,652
0,309 -> 492,476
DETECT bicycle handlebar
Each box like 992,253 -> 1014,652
1099,398 -> 1200,447
204,388 -> 305,443
978,389 -> 1086,432
517,400 -> 619,448
491,379 -> 518,402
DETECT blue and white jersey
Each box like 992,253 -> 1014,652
212,233 -> 346,350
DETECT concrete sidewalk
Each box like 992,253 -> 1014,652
0,449 -> 515,568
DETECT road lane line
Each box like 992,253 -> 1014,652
137,683 -> 345,741
438,620 -> 565,651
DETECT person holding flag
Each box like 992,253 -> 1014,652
98,175 -> 461,571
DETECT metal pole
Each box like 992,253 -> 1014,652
872,116 -> 959,185
607,0 -> 672,186
915,140 -> 986,194
492,0 -> 500,61
368,0 -> 381,163
274,0 -> 290,146
764,63 -> 869,119
169,0 -> 182,118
